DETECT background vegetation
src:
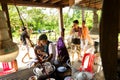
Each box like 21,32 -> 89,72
0,5 -> 101,42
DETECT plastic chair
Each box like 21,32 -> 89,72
0,61 -> 16,76
79,53 -> 95,73
2,62 -> 12,71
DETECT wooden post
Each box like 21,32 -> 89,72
90,9 -> 99,35
1,3 -> 12,39
58,7 -> 64,38
100,0 -> 119,79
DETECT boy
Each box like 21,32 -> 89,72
39,34 -> 56,63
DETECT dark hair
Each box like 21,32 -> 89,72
22,27 -> 26,31
82,20 -> 86,24
73,20 -> 79,24
39,34 -> 48,40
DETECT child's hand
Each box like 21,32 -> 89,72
41,52 -> 48,57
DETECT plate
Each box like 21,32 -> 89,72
57,66 -> 67,72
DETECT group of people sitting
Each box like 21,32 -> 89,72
20,27 -> 69,66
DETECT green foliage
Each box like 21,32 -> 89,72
7,6 -> 98,41
85,10 -> 93,30
63,9 -> 94,35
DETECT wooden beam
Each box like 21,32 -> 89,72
79,3 -> 102,10
58,7 -> 64,38
79,0 -> 102,8
86,4 -> 102,9
0,0 -> 64,8
62,0 -> 69,5
51,0 -> 61,4
85,2 -> 102,7
69,0 -> 75,6
32,0 -> 41,2
1,3 -> 12,39
80,0 -> 102,4
42,0 -> 49,3
100,0 -> 119,79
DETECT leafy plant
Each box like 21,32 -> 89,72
7,6 -> 98,41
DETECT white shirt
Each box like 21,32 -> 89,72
48,42 -> 57,62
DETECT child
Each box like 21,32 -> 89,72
27,39 -> 48,68
34,39 -> 48,63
